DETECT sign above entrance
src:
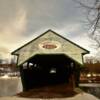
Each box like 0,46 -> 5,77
39,41 -> 61,50
42,44 -> 57,49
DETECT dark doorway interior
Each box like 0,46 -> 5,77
21,54 -> 75,91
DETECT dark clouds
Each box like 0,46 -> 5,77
0,0 -> 86,36
23,0 -> 85,35
0,0 -> 96,58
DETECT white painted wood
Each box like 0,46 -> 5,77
14,30 -> 88,66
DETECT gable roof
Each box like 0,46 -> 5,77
11,29 -> 89,66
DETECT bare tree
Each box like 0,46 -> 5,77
76,0 -> 100,48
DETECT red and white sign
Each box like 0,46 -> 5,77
39,41 -> 61,50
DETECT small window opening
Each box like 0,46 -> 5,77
49,68 -> 56,74
34,64 -> 37,68
23,63 -> 28,69
29,63 -> 33,68
70,62 -> 74,68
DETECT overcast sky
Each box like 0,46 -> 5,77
0,0 -> 98,59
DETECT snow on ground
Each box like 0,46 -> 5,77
0,93 -> 99,100
0,77 -> 22,96
0,77 -> 99,100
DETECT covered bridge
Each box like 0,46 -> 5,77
11,29 -> 89,91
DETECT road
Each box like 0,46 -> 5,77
0,93 -> 99,100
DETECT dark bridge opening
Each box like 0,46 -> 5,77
20,54 -> 75,91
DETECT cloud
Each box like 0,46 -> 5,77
0,8 -> 27,39
0,7 -> 27,52
0,46 -> 10,59
0,0 -> 97,59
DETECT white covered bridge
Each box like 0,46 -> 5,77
12,29 -> 89,91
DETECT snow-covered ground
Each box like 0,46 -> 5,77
0,77 -> 99,100
0,77 -> 22,96
0,93 -> 99,100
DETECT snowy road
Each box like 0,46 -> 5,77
0,77 -> 99,100
0,93 -> 99,100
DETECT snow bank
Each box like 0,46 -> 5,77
0,77 -> 22,96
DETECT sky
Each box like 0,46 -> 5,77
0,0 -> 99,60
